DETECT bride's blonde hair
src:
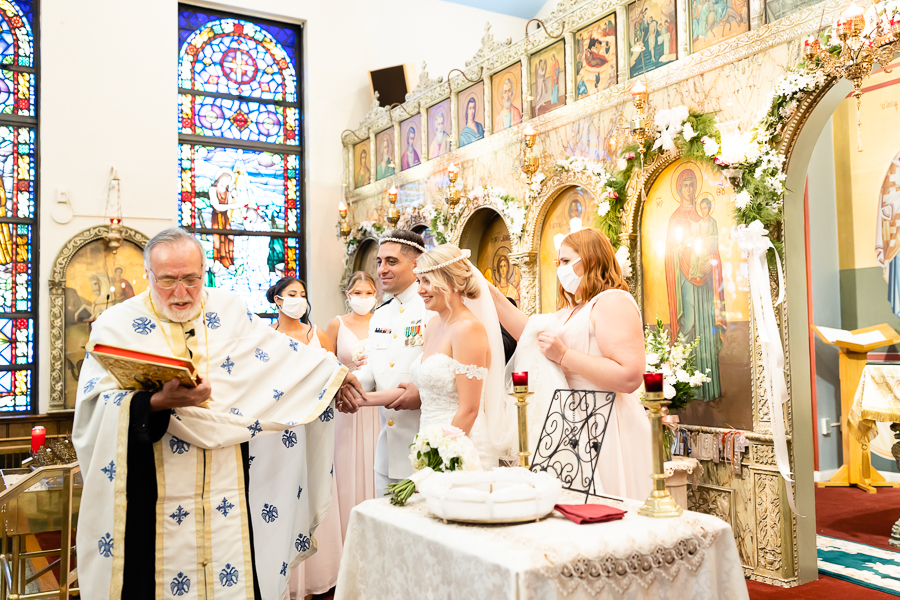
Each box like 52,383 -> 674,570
415,244 -> 481,303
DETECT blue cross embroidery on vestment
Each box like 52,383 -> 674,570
169,436 -> 191,455
273,389 -> 284,401
97,533 -> 113,558
221,356 -> 235,374
169,505 -> 190,525
289,339 -> 298,352
254,348 -> 270,362
282,430 -> 297,448
102,461 -> 116,481
297,486 -> 303,499
229,407 -> 243,416
170,573 -> 191,596
280,562 -> 288,576
171,409 -> 182,421
83,377 -> 100,394
205,312 -> 222,329
132,317 -> 156,335
261,503 -> 279,523
319,407 -> 334,422
219,564 -> 239,587
295,532 -> 311,552
318,388 -> 327,400
249,455 -> 255,466
216,497 -> 235,517
246,310 -> 253,323
247,420 -> 262,438
112,391 -> 127,407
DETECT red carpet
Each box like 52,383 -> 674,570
747,485 -> 900,598
815,485 -> 900,552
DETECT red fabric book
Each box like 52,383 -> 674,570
554,503 -> 626,524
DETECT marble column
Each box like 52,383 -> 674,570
510,251 -> 539,316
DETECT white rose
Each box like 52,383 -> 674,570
675,369 -> 690,383
734,190 -> 752,210
702,137 -> 719,157
645,352 -> 660,367
682,122 -> 697,141
596,200 -> 611,216
616,158 -> 627,171
663,382 -> 676,400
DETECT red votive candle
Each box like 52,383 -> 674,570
31,425 -> 46,454
643,373 -> 664,393
512,372 -> 528,392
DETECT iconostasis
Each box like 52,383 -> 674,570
336,0 -> 889,585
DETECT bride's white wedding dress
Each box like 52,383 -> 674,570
410,353 -> 500,470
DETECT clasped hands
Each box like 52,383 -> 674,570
335,380 -> 421,414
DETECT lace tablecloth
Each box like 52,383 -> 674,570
334,491 -> 748,600
849,365 -> 900,443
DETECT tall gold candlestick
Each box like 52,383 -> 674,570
511,372 -> 532,468
638,385 -> 682,518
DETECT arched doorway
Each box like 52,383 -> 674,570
457,207 -> 522,302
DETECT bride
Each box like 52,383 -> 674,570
358,244 -> 515,470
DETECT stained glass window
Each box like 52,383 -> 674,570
0,1 -> 36,413
178,5 -> 303,315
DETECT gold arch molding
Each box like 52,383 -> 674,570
524,169 -> 615,254
48,225 -> 150,413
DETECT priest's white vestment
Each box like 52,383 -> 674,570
73,289 -> 346,600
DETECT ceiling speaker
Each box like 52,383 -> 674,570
369,64 -> 414,107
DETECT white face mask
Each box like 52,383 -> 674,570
348,295 -> 377,315
556,257 -> 583,295
277,295 -> 308,320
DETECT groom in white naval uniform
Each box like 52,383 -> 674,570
339,229 -> 432,496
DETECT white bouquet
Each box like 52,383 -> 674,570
387,424 -> 481,505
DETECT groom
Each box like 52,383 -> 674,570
339,229 -> 431,496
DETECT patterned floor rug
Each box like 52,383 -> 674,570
818,535 -> 900,596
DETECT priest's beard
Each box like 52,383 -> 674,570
151,287 -> 201,323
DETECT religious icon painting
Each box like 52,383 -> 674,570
374,128 -> 395,181
476,213 -> 522,303
574,14 -> 618,100
457,81 -> 486,148
428,99 -> 453,160
491,63 -> 523,133
529,40 -> 566,117
689,0 -> 749,53
640,158 -> 752,426
627,0 -> 677,78
399,114 -> 422,171
64,239 -> 148,409
353,140 -> 371,188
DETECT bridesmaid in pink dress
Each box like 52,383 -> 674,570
489,227 -> 653,501
267,277 -> 341,598
325,272 -> 380,538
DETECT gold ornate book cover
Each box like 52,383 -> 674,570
86,342 -> 198,392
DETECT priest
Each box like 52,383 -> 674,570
73,228 -> 360,600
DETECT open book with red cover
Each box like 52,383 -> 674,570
86,342 -> 198,392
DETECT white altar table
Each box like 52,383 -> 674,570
334,491 -> 748,600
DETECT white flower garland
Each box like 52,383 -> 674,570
554,157 -> 619,216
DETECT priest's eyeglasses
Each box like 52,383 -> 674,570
150,272 -> 203,289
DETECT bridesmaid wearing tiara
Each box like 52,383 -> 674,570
325,272 -> 380,538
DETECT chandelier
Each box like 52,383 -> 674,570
804,1 -> 900,151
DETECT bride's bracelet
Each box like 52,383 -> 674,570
557,347 -> 569,366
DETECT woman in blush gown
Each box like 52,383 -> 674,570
490,224 -> 653,501
325,272 -> 380,539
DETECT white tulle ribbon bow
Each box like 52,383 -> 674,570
652,105 -> 690,152
732,220 -> 797,515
